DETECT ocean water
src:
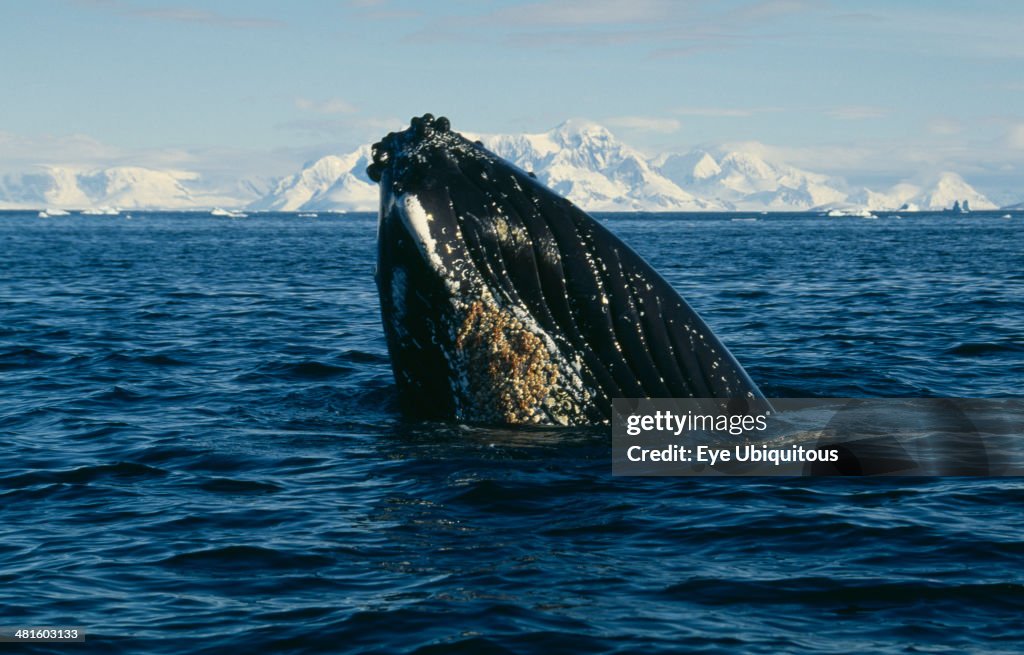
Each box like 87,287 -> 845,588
1,210 -> 1023,654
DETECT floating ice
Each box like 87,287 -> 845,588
211,208 -> 248,218
826,208 -> 877,218
81,207 -> 119,216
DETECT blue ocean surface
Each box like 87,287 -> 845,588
1,210 -> 1023,654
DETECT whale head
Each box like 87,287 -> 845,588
369,113 -> 768,426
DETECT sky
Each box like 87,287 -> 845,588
2,0 -> 1023,201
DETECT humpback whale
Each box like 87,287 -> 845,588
368,114 -> 767,426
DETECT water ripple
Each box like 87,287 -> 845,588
0,211 -> 1022,654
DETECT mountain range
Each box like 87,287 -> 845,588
0,120 -> 1008,212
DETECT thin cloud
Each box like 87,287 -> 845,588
728,0 -> 827,22
834,11 -> 886,24
0,131 -> 221,186
486,0 -> 680,27
344,0 -> 424,21
502,28 -> 660,48
826,105 -> 889,120
127,7 -> 283,29
673,106 -> 781,118
713,136 -> 1024,196
0,129 -> 359,193
0,131 -> 124,171
928,118 -> 962,136
277,119 -> 354,138
295,98 -> 359,115
402,1 -> 821,56
851,7 -> 1024,60
1008,124 -> 1024,149
605,116 -> 681,133
647,38 -> 740,59
73,0 -> 284,29
276,116 -> 402,140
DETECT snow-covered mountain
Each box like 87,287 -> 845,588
247,121 -> 719,212
0,120 -> 1006,213
478,120 -> 719,211
247,146 -> 376,211
250,123 -> 996,213
837,173 -> 997,211
917,172 -> 998,210
655,149 -> 846,210
0,166 -> 241,210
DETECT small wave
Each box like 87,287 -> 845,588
158,545 -> 333,571
139,353 -> 191,366
254,606 -> 335,622
339,349 -> 390,364
288,361 -> 354,378
39,328 -> 73,340
92,385 -> 148,402
660,577 -> 1024,609
726,289 -> 770,300
944,342 -> 1024,357
198,477 -> 284,494
72,424 -> 131,440
2,461 -> 168,487
167,290 -> 212,299
137,310 -> 177,320
447,479 -> 604,514
243,360 -> 355,380
0,347 -> 60,370
100,352 -> 191,367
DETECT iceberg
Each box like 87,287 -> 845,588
826,208 -> 877,218
211,208 -> 248,218
37,208 -> 70,218
81,206 -> 120,216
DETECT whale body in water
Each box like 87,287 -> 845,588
368,114 -> 767,426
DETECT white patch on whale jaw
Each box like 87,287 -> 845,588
396,193 -> 449,285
